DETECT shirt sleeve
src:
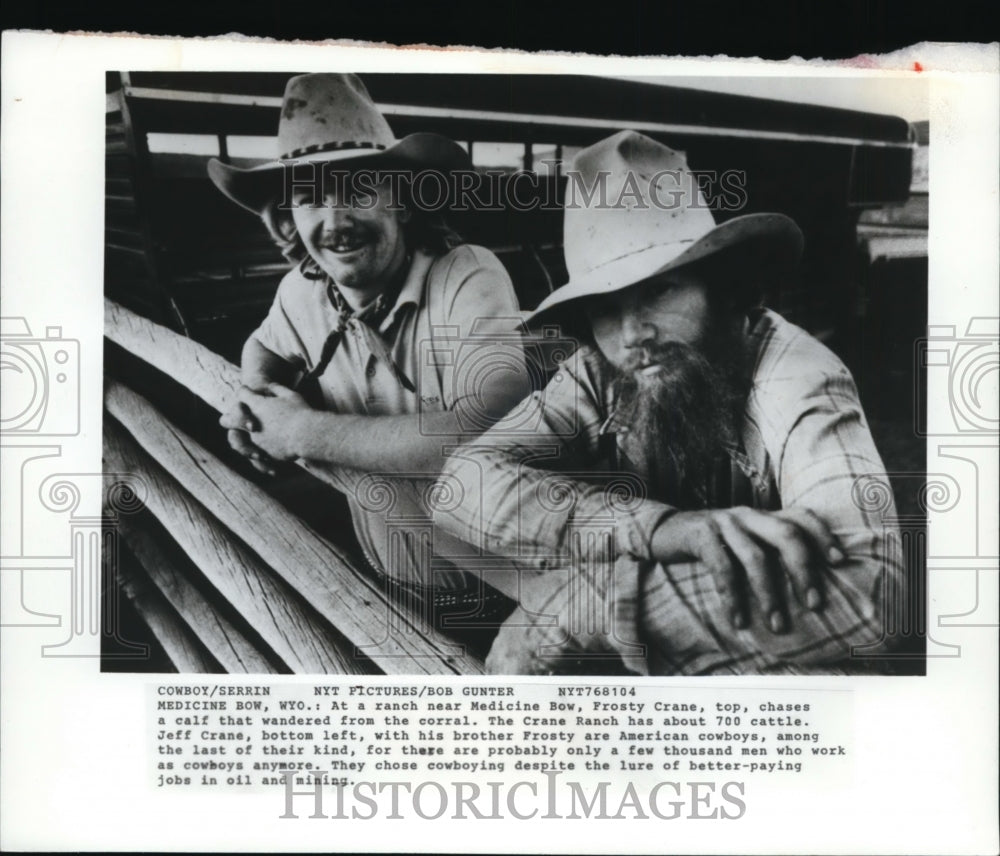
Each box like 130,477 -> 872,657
428,245 -> 532,421
435,345 -> 676,567
768,363 -> 904,656
248,268 -> 312,368
637,351 -> 906,675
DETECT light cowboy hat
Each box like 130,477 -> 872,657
527,130 -> 804,323
208,73 -> 471,214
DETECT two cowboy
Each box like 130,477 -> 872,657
211,74 -> 902,674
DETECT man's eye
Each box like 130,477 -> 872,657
292,192 -> 322,208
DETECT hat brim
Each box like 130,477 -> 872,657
208,133 -> 472,215
525,213 -> 804,325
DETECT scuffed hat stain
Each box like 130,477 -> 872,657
282,97 -> 308,120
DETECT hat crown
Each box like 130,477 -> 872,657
277,73 -> 396,159
562,130 -> 716,281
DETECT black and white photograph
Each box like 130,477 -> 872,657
102,70 -> 929,677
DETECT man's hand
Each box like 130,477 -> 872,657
650,507 -> 846,634
227,424 -> 278,477
220,394 -> 279,477
239,383 -> 312,461
219,383 -> 312,466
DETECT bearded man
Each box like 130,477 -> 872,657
434,131 -> 904,675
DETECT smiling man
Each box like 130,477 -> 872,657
434,131 -> 905,675
209,74 -> 530,648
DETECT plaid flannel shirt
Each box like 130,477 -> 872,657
435,309 -> 905,674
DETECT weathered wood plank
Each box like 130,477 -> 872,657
104,298 -> 363,497
104,420 -> 374,675
114,511 -> 280,675
104,380 -> 483,675
105,296 -> 241,409
115,554 -> 218,673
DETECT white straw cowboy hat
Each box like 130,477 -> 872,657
527,130 -> 804,323
208,73 -> 470,214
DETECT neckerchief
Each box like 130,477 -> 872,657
296,255 -> 416,394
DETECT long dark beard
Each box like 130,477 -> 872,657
614,336 -> 747,507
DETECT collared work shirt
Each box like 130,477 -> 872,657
252,245 -> 528,587
436,309 -> 905,674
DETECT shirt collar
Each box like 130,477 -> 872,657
300,249 -> 430,335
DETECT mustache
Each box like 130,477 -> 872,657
317,224 -> 374,249
621,339 -> 695,367
619,340 -> 714,392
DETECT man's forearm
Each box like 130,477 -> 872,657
436,444 -> 674,565
241,336 -> 300,390
289,409 -> 464,474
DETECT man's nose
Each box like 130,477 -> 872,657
320,200 -> 356,230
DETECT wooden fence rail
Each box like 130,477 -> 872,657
104,299 -> 485,675
105,419 -> 365,674
105,297 -> 388,498
113,510 -> 279,674
114,554 -> 219,673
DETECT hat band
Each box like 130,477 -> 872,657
280,140 -> 388,160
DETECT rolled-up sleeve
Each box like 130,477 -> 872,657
250,269 -> 314,368
430,246 -> 532,424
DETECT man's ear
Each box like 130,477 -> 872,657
260,201 -> 306,263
